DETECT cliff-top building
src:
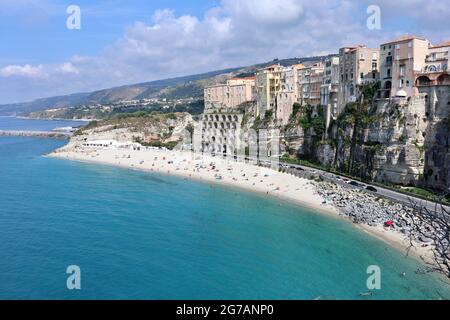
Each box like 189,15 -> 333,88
204,77 -> 256,111
276,64 -> 304,125
379,36 -> 450,99
379,36 -> 430,99
320,55 -> 340,134
298,63 -> 325,107
256,65 -> 282,119
338,45 -> 379,110
415,41 -> 450,89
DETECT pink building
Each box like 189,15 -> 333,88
379,36 -> 450,99
204,77 -> 256,110
415,42 -> 450,88
379,36 -> 430,98
276,64 -> 304,125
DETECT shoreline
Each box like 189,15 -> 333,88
0,130 -> 71,139
48,145 -> 438,268
16,116 -> 93,122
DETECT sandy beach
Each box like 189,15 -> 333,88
49,145 -> 435,264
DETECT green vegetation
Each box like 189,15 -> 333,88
133,137 -> 180,150
75,112 -> 187,137
264,109 -> 274,119
292,103 -> 301,117
158,83 -> 203,100
27,99 -> 205,120
281,155 -> 333,172
394,186 -> 450,205
402,187 -> 438,198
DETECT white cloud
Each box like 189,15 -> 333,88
57,62 -> 80,74
0,64 -> 46,78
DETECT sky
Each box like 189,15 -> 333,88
0,0 -> 448,104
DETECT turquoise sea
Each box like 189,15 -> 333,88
0,116 -> 86,132
0,119 -> 449,299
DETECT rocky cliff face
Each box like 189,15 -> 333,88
421,86 -> 450,191
69,112 -> 194,148
275,86 -> 450,191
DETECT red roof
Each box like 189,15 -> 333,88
431,41 -> 450,48
382,35 -> 427,45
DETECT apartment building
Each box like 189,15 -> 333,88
276,64 -> 304,125
378,36 -> 450,99
338,45 -> 379,109
379,36 -> 430,99
204,77 -> 256,110
298,63 -> 324,107
256,65 -> 282,119
320,55 -> 340,133
415,41 -> 450,88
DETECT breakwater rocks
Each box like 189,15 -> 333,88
314,181 -> 436,244
0,130 -> 71,139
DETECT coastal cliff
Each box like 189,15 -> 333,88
254,85 -> 450,193
66,112 -> 194,150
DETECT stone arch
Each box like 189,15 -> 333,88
437,74 -> 450,85
416,75 -> 432,86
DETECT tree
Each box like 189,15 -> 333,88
185,123 -> 194,150
407,195 -> 450,278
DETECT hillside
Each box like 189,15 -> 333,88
0,56 -> 326,116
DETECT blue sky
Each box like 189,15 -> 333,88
0,0 -> 448,104
0,0 -> 217,65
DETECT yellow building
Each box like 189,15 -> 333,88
255,65 -> 282,119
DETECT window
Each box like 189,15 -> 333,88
387,69 -> 391,77
399,65 -> 406,76
395,44 -> 400,49
372,62 -> 378,70
360,72 -> 364,79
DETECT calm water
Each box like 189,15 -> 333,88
0,135 -> 450,299
0,116 -> 87,132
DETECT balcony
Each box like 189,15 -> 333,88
419,64 -> 448,74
